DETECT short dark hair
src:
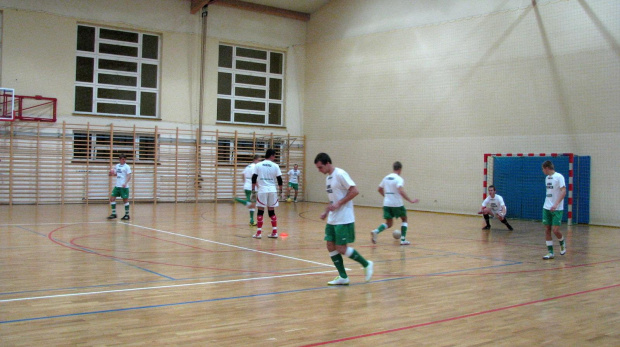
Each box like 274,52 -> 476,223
265,148 -> 276,159
393,161 -> 402,171
488,185 -> 496,190
542,160 -> 554,170
314,152 -> 332,165
252,154 -> 260,161
119,153 -> 127,159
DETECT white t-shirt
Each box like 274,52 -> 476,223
288,169 -> 301,184
482,194 -> 506,215
379,173 -> 404,207
242,163 -> 256,191
253,159 -> 282,193
325,167 -> 356,225
544,172 -> 566,211
114,163 -> 132,188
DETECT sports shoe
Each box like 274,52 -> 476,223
252,233 -> 262,239
542,253 -> 555,260
294,200 -> 297,203
268,232 -> 278,238
107,214 -> 117,220
370,230 -> 378,244
507,225 -> 513,231
364,260 -> 374,282
482,225 -> 491,230
400,240 -> 411,245
249,221 -> 257,226
121,214 -> 130,220
327,276 -> 350,285
560,243 -> 566,255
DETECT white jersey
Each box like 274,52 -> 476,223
325,168 -> 356,225
114,163 -> 132,188
242,163 -> 256,191
288,169 -> 301,184
482,194 -> 506,215
544,172 -> 566,211
379,173 -> 405,207
253,159 -> 282,193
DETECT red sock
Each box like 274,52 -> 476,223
257,215 -> 263,232
270,215 -> 277,234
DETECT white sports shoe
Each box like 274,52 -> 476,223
252,233 -> 262,239
542,253 -> 555,260
400,240 -> 411,245
268,232 -> 278,238
560,243 -> 566,255
364,261 -> 374,282
370,230 -> 378,244
327,276 -> 350,285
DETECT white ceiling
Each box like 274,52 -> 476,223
238,0 -> 330,14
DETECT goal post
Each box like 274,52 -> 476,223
0,88 -> 15,121
483,153 -> 574,225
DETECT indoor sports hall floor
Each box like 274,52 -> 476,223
1,202 -> 618,346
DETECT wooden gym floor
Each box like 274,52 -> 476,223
1,202 -> 618,346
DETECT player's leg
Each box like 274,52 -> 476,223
267,208 -> 278,238
108,189 -> 118,219
542,209 -> 555,259
551,211 -> 566,255
498,213 -> 513,230
253,208 -> 264,238
399,210 -> 410,245
326,226 -> 349,285
338,223 -> 373,282
293,184 -> 298,202
482,208 -> 491,229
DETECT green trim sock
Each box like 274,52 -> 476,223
125,203 -> 129,215
546,240 -> 554,254
401,222 -> 408,239
345,247 -> 369,267
329,251 -> 347,278
249,209 -> 255,223
376,223 -> 387,234
110,202 -> 116,214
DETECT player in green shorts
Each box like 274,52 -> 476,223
107,153 -> 132,221
286,164 -> 301,202
541,160 -> 567,259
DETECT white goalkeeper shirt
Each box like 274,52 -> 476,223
482,194 -> 506,214
288,169 -> 301,184
253,159 -> 282,193
544,172 -> 566,211
325,168 -> 356,225
114,163 -> 132,187
379,173 -> 405,207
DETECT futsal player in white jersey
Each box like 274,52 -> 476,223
541,160 -> 567,259
234,155 -> 260,226
286,164 -> 301,202
371,161 -> 419,245
251,149 -> 283,239
314,152 -> 373,285
478,185 -> 513,231
107,153 -> 132,220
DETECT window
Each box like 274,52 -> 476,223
75,25 -> 161,118
217,44 -> 284,126
217,138 -> 282,165
73,131 -> 157,162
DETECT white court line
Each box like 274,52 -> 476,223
0,270 -> 337,303
129,223 -> 335,267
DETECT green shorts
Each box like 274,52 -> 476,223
542,208 -> 563,226
324,223 -> 356,245
111,187 -> 130,200
383,206 -> 407,219
288,182 -> 299,190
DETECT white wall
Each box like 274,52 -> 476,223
304,0 -> 620,226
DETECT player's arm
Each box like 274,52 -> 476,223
377,186 -> 385,197
398,186 -> 419,204
251,174 -> 258,191
551,186 -> 566,211
328,185 -> 359,212
277,175 -> 283,197
124,173 -> 131,187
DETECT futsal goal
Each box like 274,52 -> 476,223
483,153 -> 591,225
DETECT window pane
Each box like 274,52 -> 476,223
235,113 -> 264,124
75,86 -> 93,112
99,74 -> 137,87
236,60 -> 266,72
99,43 -> 138,57
76,57 -> 94,82
219,45 -> 233,68
99,59 -> 137,72
140,92 -> 157,117
270,52 -> 283,74
100,28 -> 139,43
142,35 -> 159,59
73,132 -> 91,159
237,47 -> 267,60
235,100 -> 264,111
235,87 -> 265,98
141,64 -> 158,88
98,88 -> 136,101
139,136 -> 156,160
218,72 -> 232,95
217,98 -> 231,121
97,103 -> 136,115
236,74 -> 266,86
77,25 -> 95,52
269,78 -> 282,100
269,103 -> 282,125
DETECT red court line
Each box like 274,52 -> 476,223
300,283 -> 620,347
